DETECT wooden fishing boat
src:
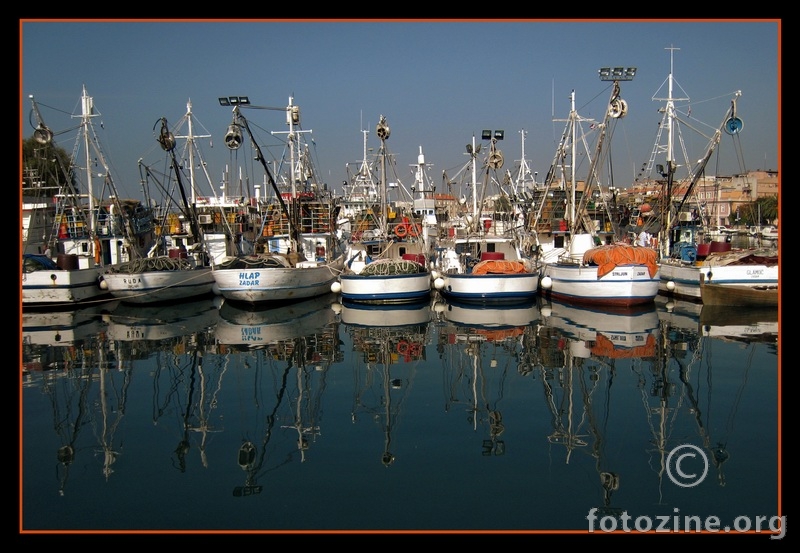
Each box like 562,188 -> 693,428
699,273 -> 778,307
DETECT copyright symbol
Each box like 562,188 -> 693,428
666,444 -> 708,487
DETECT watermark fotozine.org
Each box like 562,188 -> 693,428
586,443 -> 784,538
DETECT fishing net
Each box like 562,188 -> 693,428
105,257 -> 197,273
360,259 -> 426,276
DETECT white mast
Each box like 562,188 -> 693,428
79,85 -> 97,237
569,90 -> 577,226
174,99 -> 211,204
471,135 -> 478,228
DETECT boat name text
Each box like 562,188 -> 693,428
238,272 -> 261,286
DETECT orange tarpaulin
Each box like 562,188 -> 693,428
476,327 -> 525,341
590,333 -> 657,358
471,260 -> 528,275
582,244 -> 659,279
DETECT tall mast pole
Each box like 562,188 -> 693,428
80,85 -> 96,237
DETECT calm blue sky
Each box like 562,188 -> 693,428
21,19 -> 780,200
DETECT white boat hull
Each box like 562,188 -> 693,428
338,272 -> 432,303
22,266 -> 108,306
658,259 -> 778,301
436,272 -> 539,303
100,267 -> 215,304
540,263 -> 660,307
213,260 -> 344,303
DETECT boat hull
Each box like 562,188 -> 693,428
100,268 -> 215,304
539,263 -> 660,307
338,272 -> 432,303
213,261 -> 343,304
436,272 -> 539,303
700,280 -> 779,307
659,259 -> 779,301
22,266 -> 109,306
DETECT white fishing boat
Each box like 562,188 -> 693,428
332,116 -> 432,304
211,96 -> 346,304
22,87 -> 155,307
644,48 -> 779,302
99,104 -> 216,303
431,132 -> 539,303
536,71 -> 660,307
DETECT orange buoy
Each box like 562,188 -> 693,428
407,223 -> 421,237
394,223 -> 408,238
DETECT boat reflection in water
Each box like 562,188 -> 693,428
216,293 -> 339,347
699,304 -> 778,343
22,307 -> 133,496
103,297 -> 221,343
540,299 -> 660,360
339,298 -> 432,466
533,299 -> 660,518
21,292 -> 779,531
434,298 -> 540,457
215,293 -> 342,495
23,303 -> 110,349
651,296 -> 778,497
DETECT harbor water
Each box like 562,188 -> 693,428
21,294 -> 780,533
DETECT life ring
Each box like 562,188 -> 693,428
394,224 -> 408,238
407,223 -> 421,237
408,343 -> 422,357
397,340 -> 410,355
